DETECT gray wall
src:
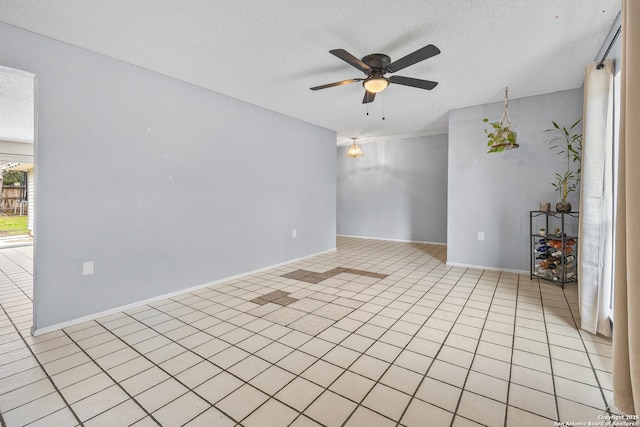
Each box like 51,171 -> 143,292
337,135 -> 448,243
447,88 -> 583,271
0,22 -> 336,330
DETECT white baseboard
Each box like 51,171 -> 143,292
337,234 -> 446,246
32,247 -> 336,336
446,261 -> 529,275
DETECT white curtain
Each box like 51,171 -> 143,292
578,59 -> 614,337
613,0 -> 640,413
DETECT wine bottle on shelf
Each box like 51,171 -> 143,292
530,210 -> 579,286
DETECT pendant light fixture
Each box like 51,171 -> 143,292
346,137 -> 364,158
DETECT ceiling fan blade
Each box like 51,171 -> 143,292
389,75 -> 438,90
362,91 -> 376,104
386,44 -> 441,73
330,49 -> 371,73
310,78 -> 362,91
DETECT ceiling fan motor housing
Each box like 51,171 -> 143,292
361,54 -> 391,72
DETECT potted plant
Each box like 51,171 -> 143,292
483,118 -> 518,153
483,88 -> 519,153
545,119 -> 582,212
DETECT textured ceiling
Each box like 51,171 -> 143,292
0,0 -> 620,145
0,67 -> 34,144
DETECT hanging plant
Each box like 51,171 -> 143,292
483,88 -> 519,153
483,119 -> 518,153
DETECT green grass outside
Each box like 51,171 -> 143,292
0,215 -> 29,237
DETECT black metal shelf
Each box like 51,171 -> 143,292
530,210 -> 579,289
531,272 -> 578,282
532,233 -> 579,240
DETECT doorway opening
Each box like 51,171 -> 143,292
0,65 -> 35,248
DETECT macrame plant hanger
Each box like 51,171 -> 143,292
501,87 -> 518,150
500,87 -> 512,130
486,87 -> 519,153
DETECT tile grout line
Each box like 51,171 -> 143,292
0,240 -> 613,426
311,250 -> 456,425
558,285 -> 612,415
0,250 -> 33,302
0,276 -> 31,304
350,269 -> 605,424
0,304 -> 84,427
239,244 -> 450,425
141,289 -> 349,424
179,242 -> 450,426
389,267 -> 487,427
290,248 -> 453,424
111,276 -> 383,426
144,243 -> 450,425
6,254 -> 390,427
502,272 -> 522,427
536,278 -> 562,422
8,242 -> 569,425
0,400 -> 6,427
117,296 -> 327,425
409,273 -> 566,422
60,328 -> 163,426
95,314 -> 243,425
445,270 -> 505,427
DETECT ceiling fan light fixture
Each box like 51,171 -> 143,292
363,77 -> 389,93
346,138 -> 363,158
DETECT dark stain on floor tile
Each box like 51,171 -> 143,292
250,290 -> 298,306
280,267 -> 388,284
272,296 -> 298,306
282,270 -> 326,284
262,290 -> 288,300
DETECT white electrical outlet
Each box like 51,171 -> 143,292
478,232 -> 485,241
292,229 -> 297,238
83,261 -> 94,275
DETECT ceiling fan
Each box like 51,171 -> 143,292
310,44 -> 440,104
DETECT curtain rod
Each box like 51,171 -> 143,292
597,26 -> 621,69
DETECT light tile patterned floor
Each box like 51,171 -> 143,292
0,237 -> 620,426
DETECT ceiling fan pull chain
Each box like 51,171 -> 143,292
382,93 -> 386,120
